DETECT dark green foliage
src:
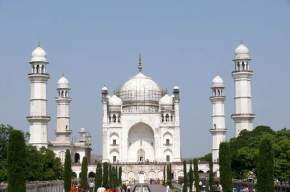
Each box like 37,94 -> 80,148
118,166 -> 122,185
188,161 -> 193,192
111,166 -> 118,188
219,142 -> 232,192
95,162 -> 102,189
8,129 -> 26,192
229,125 -> 290,181
182,161 -> 187,192
198,153 -> 212,161
193,159 -> 200,192
64,149 -> 72,192
39,147 -> 63,180
0,124 -> 12,181
163,166 -> 166,185
108,164 -> 112,188
208,158 -> 214,192
1,124 -> 63,182
80,157 -> 88,189
256,137 -> 274,192
102,162 -> 109,188
24,146 -> 63,181
166,163 -> 172,187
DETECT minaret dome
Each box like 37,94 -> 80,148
57,75 -> 69,89
234,42 -> 250,60
212,75 -> 224,87
31,46 -> 48,63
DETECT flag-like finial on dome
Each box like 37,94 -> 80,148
138,53 -> 143,72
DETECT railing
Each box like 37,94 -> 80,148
0,180 -> 63,192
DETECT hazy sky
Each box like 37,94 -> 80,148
0,0 -> 290,158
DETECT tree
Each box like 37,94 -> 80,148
40,147 -> 63,180
166,163 -> 172,187
103,162 -> 109,188
208,158 -> 214,192
219,142 -> 232,192
193,159 -> 200,192
163,166 -> 166,185
80,157 -> 88,189
0,124 -> 12,181
182,161 -> 187,192
112,166 -> 118,188
118,166 -> 122,186
7,129 -> 26,192
95,162 -> 102,189
64,149 -> 72,192
188,161 -> 193,192
256,136 -> 274,192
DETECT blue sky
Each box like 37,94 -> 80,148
0,0 -> 290,158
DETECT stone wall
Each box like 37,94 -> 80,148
0,180 -> 63,192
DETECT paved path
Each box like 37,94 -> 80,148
149,184 -> 166,192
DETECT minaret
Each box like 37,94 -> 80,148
231,42 -> 256,137
210,75 -> 227,163
27,45 -> 50,148
55,75 -> 72,144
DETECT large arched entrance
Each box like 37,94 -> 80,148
128,122 -> 155,162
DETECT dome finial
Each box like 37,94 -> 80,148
37,41 -> 41,47
138,53 -> 143,72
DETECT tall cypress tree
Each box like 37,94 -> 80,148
103,162 -> 109,188
64,149 -> 72,192
182,161 -> 187,192
166,163 -> 172,187
208,158 -> 214,192
108,164 -> 112,188
118,166 -> 122,186
189,161 -> 193,192
256,137 -> 274,192
163,166 -> 166,185
95,162 -> 102,189
7,129 -> 26,192
193,159 -> 200,192
219,142 -> 232,192
80,157 -> 88,189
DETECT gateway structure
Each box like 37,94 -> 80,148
101,57 -> 181,163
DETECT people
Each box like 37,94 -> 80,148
165,185 -> 171,192
97,185 -> 106,192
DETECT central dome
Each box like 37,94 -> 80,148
117,71 -> 164,113
120,72 -> 162,93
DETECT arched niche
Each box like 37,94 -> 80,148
127,122 -> 155,162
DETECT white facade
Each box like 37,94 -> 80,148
102,59 -> 181,163
231,43 -> 256,137
27,45 -> 50,149
209,76 -> 226,163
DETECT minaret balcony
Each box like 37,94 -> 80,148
28,73 -> 50,81
231,113 -> 256,120
27,115 -> 50,122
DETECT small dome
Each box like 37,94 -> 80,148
109,95 -> 122,106
57,76 -> 69,89
173,86 -> 179,90
30,46 -> 48,63
80,127 -> 86,133
212,75 -> 224,87
160,94 -> 173,105
234,43 -> 250,60
102,86 -> 108,91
